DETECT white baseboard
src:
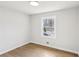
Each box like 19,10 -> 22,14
0,41 -> 78,56
31,41 -> 78,54
0,41 -> 30,55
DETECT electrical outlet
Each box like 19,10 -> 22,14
46,42 -> 49,44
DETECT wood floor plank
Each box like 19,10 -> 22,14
0,43 -> 78,57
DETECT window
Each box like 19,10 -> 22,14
41,16 -> 56,38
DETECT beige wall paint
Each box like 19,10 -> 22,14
31,7 -> 79,53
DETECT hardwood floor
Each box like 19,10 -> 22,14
0,43 -> 78,57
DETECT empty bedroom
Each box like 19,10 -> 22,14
0,0 -> 79,57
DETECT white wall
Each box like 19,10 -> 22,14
0,7 -> 30,55
31,7 -> 79,53
77,7 -> 79,54
74,7 -> 79,54
0,6 -> 78,55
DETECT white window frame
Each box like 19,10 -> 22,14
41,16 -> 56,38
